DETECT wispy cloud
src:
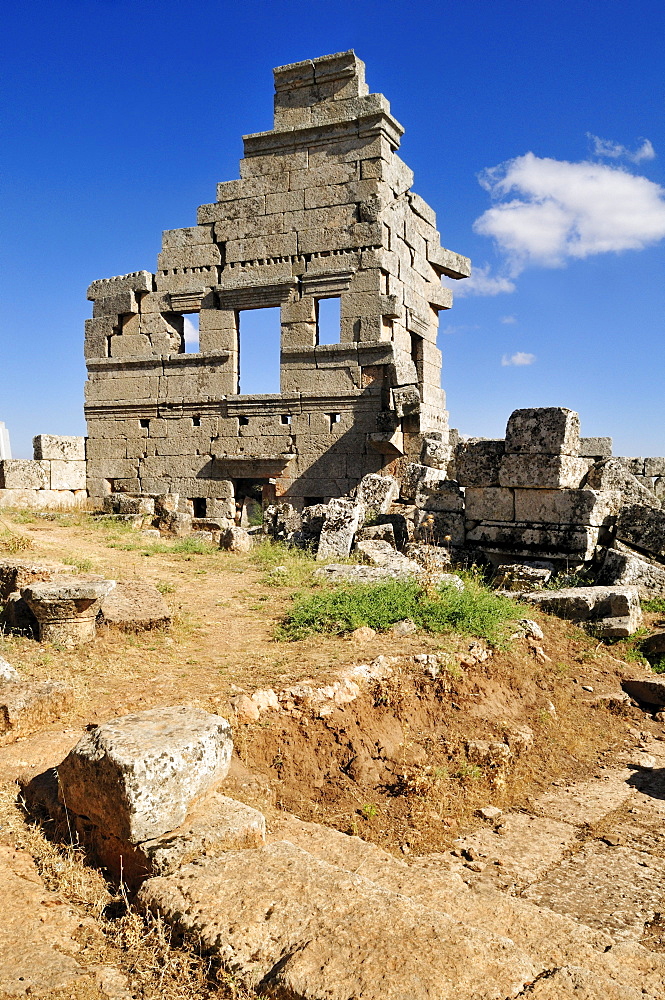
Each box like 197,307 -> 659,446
500,315 -> 517,324
587,134 -> 656,164
473,151 -> 665,277
501,351 -> 535,367
439,322 -> 480,335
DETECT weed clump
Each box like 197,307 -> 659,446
277,577 -> 518,643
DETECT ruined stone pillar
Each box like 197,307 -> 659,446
22,579 -> 116,646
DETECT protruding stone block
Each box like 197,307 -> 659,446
57,705 -> 233,844
522,585 -> 642,637
22,578 -> 116,646
579,437 -> 612,459
493,563 -> 552,591
33,435 -> 86,461
498,455 -> 589,490
505,407 -> 580,456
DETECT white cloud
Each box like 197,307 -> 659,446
439,322 -> 480,335
500,314 -> 517,324
474,152 -> 665,275
446,263 -> 516,297
183,315 -> 199,348
587,134 -> 656,164
501,351 -> 536,367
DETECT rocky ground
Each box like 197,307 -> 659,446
1,510 -> 665,998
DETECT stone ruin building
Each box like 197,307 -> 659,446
83,50 -> 470,519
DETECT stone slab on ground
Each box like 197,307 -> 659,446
522,841 -> 665,939
0,727 -> 82,783
0,679 -> 74,736
531,770 -> 633,827
97,580 -> 171,631
599,546 -> 665,600
138,840 -> 537,1000
57,705 -> 233,843
622,678 -> 665,707
355,538 -> 422,574
314,563 -> 419,583
0,844 -> 91,997
521,586 -> 642,637
454,812 -> 578,885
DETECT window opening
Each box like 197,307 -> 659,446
326,412 -> 341,432
316,297 -> 341,345
139,418 -> 150,429
280,414 -> 291,425
183,313 -> 200,353
304,495 -> 324,507
192,415 -> 201,427
192,498 -> 206,518
238,306 -> 281,394
238,415 -> 250,428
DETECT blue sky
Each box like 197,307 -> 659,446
1,0 -> 663,458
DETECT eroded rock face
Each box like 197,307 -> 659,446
57,705 -> 233,844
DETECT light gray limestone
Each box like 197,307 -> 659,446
317,498 -> 365,560
616,504 -> 665,558
33,435 -> 86,461
455,440 -> 505,487
505,407 -> 580,456
498,454 -> 589,490
22,577 -> 116,646
521,586 -> 642,637
0,460 -> 50,490
57,705 -> 233,844
513,488 -> 621,526
598,547 -> 665,600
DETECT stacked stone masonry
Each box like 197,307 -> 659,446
0,436 -> 87,509
83,51 -> 470,513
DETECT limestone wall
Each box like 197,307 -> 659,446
0,436 -> 87,509
84,51 -> 469,513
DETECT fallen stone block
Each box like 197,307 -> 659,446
316,498 -> 365,560
57,705 -> 233,844
220,525 -> 252,552
161,511 -> 193,536
521,586 -> 642,637
0,557 -> 75,601
398,462 -> 447,502
621,678 -> 665,707
314,564 -> 419,584
355,539 -> 422,575
403,542 -> 451,571
616,504 -> 665,559
137,841 -> 537,1000
22,577 -> 116,646
355,472 -> 399,513
0,656 -> 19,681
356,522 -> 396,545
504,407 -> 581,456
493,563 -> 553,591
0,678 -> 73,734
585,459 -> 661,510
98,581 -> 171,631
642,632 -> 665,655
598,546 -> 665,600
421,436 -> 454,471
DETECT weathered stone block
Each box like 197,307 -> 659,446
33,435 -> 86,461
0,460 -> 50,490
57,705 -> 233,844
0,678 -> 74,734
49,460 -> 87,491
22,578 -> 116,646
522,586 -> 642,637
415,510 -> 465,546
316,498 -> 365,560
498,454 -> 589,489
505,407 -> 580,456
513,489 -> 621,526
493,563 -> 552,591
616,504 -> 665,559
416,480 -> 465,513
465,523 -> 600,560
585,459 -> 661,510
455,440 -> 505,487
598,547 -> 665,600
399,463 -> 447,503
579,437 -> 612,459
98,581 -> 171,631
465,487 -> 514,522
645,457 -> 665,477
355,473 -> 398,514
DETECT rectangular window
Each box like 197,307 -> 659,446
316,297 -> 341,345
326,412 -> 341,432
139,418 -> 150,429
238,307 -> 281,394
183,313 -> 200,353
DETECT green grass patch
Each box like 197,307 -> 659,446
644,598 -> 665,614
250,538 -> 319,588
276,577 -> 519,643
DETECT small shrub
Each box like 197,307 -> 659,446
63,554 -> 93,572
651,655 -> 665,674
0,531 -> 33,553
156,581 -> 176,595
